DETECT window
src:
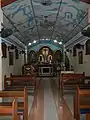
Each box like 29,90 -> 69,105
1,42 -> 7,58
9,52 -> 14,65
73,46 -> 76,56
86,40 -> 90,55
78,51 -> 83,64
15,48 -> 19,59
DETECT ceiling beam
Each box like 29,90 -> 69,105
29,0 -> 40,40
63,13 -> 88,41
1,23 -> 26,47
50,0 -> 63,39
3,12 -> 26,43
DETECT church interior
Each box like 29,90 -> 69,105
0,0 -> 90,120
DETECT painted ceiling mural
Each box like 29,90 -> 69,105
1,0 -> 89,46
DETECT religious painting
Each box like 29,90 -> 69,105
78,51 -> 83,64
9,52 -> 14,65
39,54 -> 44,62
48,55 -> 52,62
86,40 -> 90,55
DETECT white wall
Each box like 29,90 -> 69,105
67,44 -> 90,76
2,43 -> 25,88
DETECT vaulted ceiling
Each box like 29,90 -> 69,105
1,0 -> 89,47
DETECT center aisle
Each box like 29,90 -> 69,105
28,77 -> 58,120
43,78 -> 58,120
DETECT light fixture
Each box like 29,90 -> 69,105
42,39 -> 44,40
54,40 -> 57,43
59,42 -> 62,45
46,38 -> 48,40
33,40 -> 36,43
28,43 -> 31,45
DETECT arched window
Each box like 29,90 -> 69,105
73,46 -> 76,56
15,48 -> 19,59
86,40 -> 90,55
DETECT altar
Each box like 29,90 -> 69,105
28,46 -> 62,76
38,64 -> 55,76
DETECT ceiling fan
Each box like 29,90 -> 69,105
0,28 -> 13,38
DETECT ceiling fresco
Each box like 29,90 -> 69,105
1,0 -> 89,46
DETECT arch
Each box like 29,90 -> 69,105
38,46 -> 53,63
28,50 -> 37,64
54,50 -> 63,63
39,46 -> 52,52
86,39 -> 90,55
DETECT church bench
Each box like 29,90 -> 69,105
60,72 -> 85,96
85,76 -> 90,84
60,72 -> 85,84
10,74 -> 36,88
0,99 -> 20,120
4,74 -> 36,91
0,87 -> 28,120
74,86 -> 90,120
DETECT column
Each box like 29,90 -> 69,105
25,46 -> 27,63
0,8 -> 3,91
88,7 -> 90,24
63,45 -> 66,71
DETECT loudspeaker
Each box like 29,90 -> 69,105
81,27 -> 90,37
1,28 -> 13,38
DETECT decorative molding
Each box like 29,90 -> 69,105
1,37 -> 25,51
65,24 -> 90,49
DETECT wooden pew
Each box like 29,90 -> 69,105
60,72 -> 85,96
74,86 -> 90,120
4,74 -> 36,92
0,99 -> 20,120
0,87 -> 28,120
85,76 -> 90,84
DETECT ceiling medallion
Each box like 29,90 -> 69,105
41,0 -> 52,6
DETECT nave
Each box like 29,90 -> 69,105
1,0 -> 90,120
0,76 -> 75,120
0,72 -> 90,120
